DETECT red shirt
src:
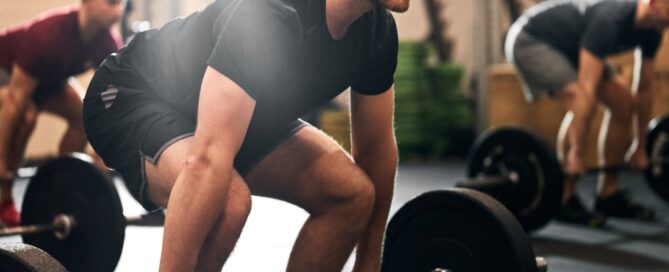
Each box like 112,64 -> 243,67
0,6 -> 122,104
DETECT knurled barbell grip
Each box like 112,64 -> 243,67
458,175 -> 514,191
0,223 -> 55,237
0,214 -> 75,239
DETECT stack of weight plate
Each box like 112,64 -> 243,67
319,109 -> 351,152
394,42 -> 431,159
424,62 -> 472,158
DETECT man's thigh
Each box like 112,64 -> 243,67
244,125 -> 372,214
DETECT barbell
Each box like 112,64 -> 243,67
457,127 -> 564,232
458,115 -> 669,232
0,153 -> 164,272
382,188 -> 548,272
1,154 -> 554,271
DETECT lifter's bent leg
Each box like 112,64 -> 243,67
144,137 -> 251,272
245,126 -> 375,272
1,102 -> 36,202
0,99 -> 36,226
596,78 -> 634,197
627,77 -> 654,170
41,86 -> 87,153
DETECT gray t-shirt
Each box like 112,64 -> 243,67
519,0 -> 662,65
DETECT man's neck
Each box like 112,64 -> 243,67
78,7 -> 103,45
636,0 -> 653,28
326,0 -> 374,40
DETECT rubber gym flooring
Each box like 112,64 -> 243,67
1,162 -> 668,271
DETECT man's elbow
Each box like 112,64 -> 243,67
353,138 -> 398,164
183,149 -> 233,180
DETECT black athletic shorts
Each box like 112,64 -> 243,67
83,74 -> 307,211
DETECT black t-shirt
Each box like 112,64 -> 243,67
519,0 -> 662,65
98,0 -> 397,130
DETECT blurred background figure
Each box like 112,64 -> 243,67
0,0 -> 124,226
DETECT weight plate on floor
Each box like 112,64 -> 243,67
0,242 -> 68,272
645,115 -> 669,203
21,153 -> 125,272
464,127 -> 563,232
382,189 -> 539,272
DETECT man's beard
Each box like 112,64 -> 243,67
376,0 -> 410,13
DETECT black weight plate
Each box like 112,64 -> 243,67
645,115 -> 669,203
465,127 -> 563,232
21,153 -> 125,272
0,242 -> 68,272
382,189 -> 538,272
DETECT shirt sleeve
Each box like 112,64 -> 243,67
14,24 -> 57,78
641,31 -> 662,59
351,10 -> 398,95
581,16 -> 617,60
206,0 -> 301,102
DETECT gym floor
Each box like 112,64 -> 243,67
1,163 -> 668,272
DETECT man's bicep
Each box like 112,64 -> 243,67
192,66 -> 256,160
578,49 -> 605,91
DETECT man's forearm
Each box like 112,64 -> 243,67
570,81 -> 598,155
0,92 -> 25,171
161,156 -> 235,271
352,144 -> 398,272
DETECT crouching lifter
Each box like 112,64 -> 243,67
83,0 -> 410,270
506,0 -> 669,225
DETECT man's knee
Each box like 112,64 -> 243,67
211,179 -> 252,235
22,107 -> 37,132
313,157 -> 375,218
560,82 -> 596,103
600,81 -> 634,121
225,182 -> 252,224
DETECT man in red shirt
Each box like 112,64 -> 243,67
0,0 -> 124,226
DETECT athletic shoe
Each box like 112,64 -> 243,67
595,190 -> 655,221
556,195 -> 607,228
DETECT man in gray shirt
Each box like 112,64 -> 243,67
506,0 -> 669,226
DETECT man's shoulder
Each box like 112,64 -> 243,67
29,6 -> 77,29
24,6 -> 78,42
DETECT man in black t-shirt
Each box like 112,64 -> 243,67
505,0 -> 669,226
83,0 -> 408,270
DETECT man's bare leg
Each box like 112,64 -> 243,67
1,101 -> 36,202
627,77 -> 654,170
596,78 -> 634,197
144,137 -> 251,271
41,86 -> 87,153
245,126 -> 375,271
